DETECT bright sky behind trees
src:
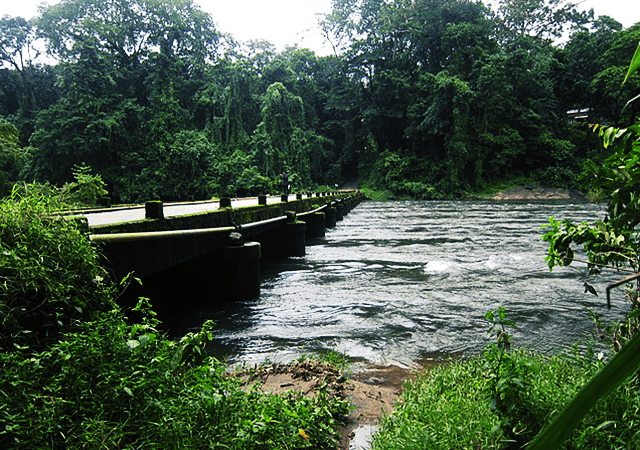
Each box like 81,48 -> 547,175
2,0 -> 638,57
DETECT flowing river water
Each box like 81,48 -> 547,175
185,200 -> 630,368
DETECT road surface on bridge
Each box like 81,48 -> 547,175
83,195 -> 301,227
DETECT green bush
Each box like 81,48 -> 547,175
1,310 -> 349,449
61,163 -> 109,207
0,184 -> 115,351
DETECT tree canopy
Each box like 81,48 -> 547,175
0,0 -> 638,201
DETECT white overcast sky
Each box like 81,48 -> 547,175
1,0 -> 639,56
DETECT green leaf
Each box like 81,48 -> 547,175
622,42 -> 640,85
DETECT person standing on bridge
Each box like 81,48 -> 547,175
280,172 -> 289,196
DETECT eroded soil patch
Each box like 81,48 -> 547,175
233,360 -> 415,449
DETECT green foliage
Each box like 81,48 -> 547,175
374,311 -> 640,450
0,307 -> 350,449
0,184 -> 115,352
529,329 -> 640,450
208,149 -> 274,197
61,163 -> 108,206
363,150 -> 448,200
373,357 -> 502,450
0,119 -> 29,196
483,308 -> 541,447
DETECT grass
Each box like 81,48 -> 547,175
373,346 -> 640,450
359,187 -> 394,201
374,356 -> 502,449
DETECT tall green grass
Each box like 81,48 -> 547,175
373,346 -> 640,450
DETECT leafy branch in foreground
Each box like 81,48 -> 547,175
533,40 -> 640,450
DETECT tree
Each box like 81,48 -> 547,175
0,119 -> 29,196
0,16 -> 46,141
252,82 -> 312,187
590,24 -> 640,126
555,15 -> 623,113
494,0 -> 590,42
37,0 -> 219,66
27,44 -> 144,190
26,0 -> 220,201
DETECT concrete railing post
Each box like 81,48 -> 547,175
219,197 -> 232,208
145,201 -> 164,219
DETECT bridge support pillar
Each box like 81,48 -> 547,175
335,202 -> 344,221
257,221 -> 307,258
279,221 -> 306,257
325,207 -> 337,228
300,212 -> 325,238
218,241 -> 262,301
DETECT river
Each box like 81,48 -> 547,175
184,200 -> 629,368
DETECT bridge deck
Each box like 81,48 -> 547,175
82,195 -> 301,227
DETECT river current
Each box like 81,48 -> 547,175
188,200 -> 629,367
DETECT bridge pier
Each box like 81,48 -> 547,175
300,212 -> 325,238
324,206 -> 337,228
218,241 -> 261,301
335,201 -> 344,221
256,220 -> 307,258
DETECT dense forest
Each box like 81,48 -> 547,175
1,0 -> 639,202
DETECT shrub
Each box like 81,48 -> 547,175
0,184 -> 114,352
61,163 -> 109,207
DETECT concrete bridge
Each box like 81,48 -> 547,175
80,191 -> 364,312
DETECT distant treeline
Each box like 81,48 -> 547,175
1,0 -> 639,202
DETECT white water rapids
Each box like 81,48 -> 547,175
183,200 -> 629,367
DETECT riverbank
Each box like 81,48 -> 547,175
238,342 -> 640,450
490,184 -> 588,201
233,359 -> 413,449
232,354 -> 462,449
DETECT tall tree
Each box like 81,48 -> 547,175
27,0 -> 220,201
0,118 -> 29,195
494,0 -> 590,41
252,82 -> 312,187
0,16 -> 44,142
